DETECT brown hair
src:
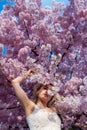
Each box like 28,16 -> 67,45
32,83 -> 55,107
32,83 -> 44,103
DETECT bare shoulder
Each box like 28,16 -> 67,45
52,107 -> 57,113
46,107 -> 57,113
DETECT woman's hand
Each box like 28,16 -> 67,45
11,69 -> 36,85
27,69 -> 36,77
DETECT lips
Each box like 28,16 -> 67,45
44,93 -> 49,97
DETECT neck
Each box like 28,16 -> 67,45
36,99 -> 47,108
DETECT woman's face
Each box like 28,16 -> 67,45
38,85 -> 52,103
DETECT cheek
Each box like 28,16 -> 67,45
38,91 -> 44,98
40,90 -> 45,95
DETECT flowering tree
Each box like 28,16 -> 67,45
0,0 -> 87,129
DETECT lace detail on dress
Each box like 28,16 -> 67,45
26,105 -> 61,130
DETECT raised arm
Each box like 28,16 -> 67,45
11,69 -> 35,116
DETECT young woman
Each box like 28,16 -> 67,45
11,69 -> 61,130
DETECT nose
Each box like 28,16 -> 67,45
44,89 -> 47,94
46,91 -> 48,95
44,89 -> 47,93
46,90 -> 50,97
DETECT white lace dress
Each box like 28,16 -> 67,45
26,105 -> 61,130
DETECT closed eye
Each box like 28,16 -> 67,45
43,87 -> 48,90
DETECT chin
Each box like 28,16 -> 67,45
41,97 -> 48,101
